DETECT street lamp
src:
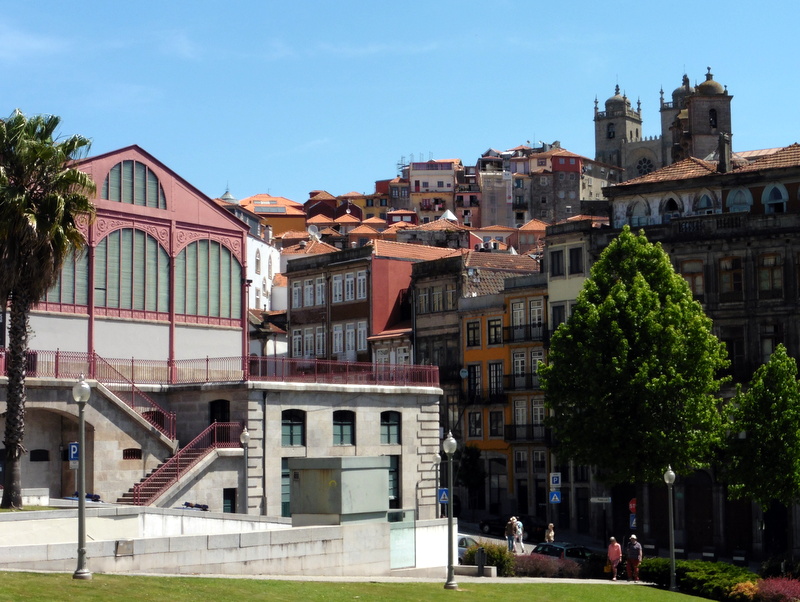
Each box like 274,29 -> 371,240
664,465 -> 677,591
240,426 -> 250,514
72,373 -> 92,580
443,431 -> 458,590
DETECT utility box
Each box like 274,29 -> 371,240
288,456 -> 390,526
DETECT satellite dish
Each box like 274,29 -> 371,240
308,225 -> 320,240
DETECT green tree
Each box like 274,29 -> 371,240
539,226 -> 728,485
724,344 -> 800,509
0,110 -> 95,509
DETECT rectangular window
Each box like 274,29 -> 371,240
488,318 -> 503,344
681,260 -> 704,296
758,254 -> 783,298
333,324 -> 343,353
315,326 -> 325,356
388,455 -> 400,509
357,320 -> 367,351
417,288 -> 429,313
515,450 -> 528,472
345,273 -> 355,301
381,411 -> 401,444
719,257 -> 743,300
445,285 -> 456,310
550,250 -> 565,277
291,281 -> 302,308
488,362 -> 504,395
568,247 -> 583,275
332,274 -> 343,303
292,329 -> 302,357
467,364 -> 482,398
356,270 -> 367,299
333,410 -> 355,446
315,277 -> 326,305
281,458 -> 291,517
532,399 -> 545,425
468,411 -> 482,438
533,450 -> 546,472
552,304 -> 566,327
489,410 -> 504,437
431,286 -> 443,312
467,321 -> 480,346
345,323 -> 355,352
303,279 -> 314,306
303,328 -> 314,358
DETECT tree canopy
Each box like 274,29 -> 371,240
539,226 -> 729,485
724,344 -> 800,510
0,109 -> 95,508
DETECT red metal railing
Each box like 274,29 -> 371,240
131,421 -> 243,505
0,348 -> 177,439
0,349 -> 440,388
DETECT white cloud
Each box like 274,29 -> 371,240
0,23 -> 67,62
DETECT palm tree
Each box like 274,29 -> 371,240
0,110 -> 95,508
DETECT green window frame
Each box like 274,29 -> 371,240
102,160 -> 167,208
175,239 -> 242,319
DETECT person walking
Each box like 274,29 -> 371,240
514,517 -> 525,553
607,536 -> 622,581
626,534 -> 642,582
545,523 -> 555,543
505,517 -> 517,552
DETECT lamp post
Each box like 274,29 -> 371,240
664,465 -> 677,591
443,431 -> 458,590
72,373 -> 92,580
240,426 -> 250,514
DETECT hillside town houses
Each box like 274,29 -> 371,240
4,67 -> 800,565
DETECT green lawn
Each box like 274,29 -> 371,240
0,572 -> 705,601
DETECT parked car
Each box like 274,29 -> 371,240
457,534 -> 479,564
530,541 -> 600,563
478,515 -> 546,542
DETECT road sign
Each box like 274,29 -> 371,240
549,491 -> 562,504
68,441 -> 79,470
459,368 -> 469,379
438,488 -> 449,504
630,513 -> 637,529
590,497 -> 612,503
629,498 -> 637,513
550,472 -> 561,488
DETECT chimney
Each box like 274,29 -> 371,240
718,133 -> 732,173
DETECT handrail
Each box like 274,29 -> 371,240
0,347 -> 440,388
131,421 -> 243,505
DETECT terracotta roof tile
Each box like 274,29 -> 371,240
306,214 -> 335,225
611,157 -> 718,187
519,218 -> 552,231
277,230 -> 310,240
271,273 -> 287,286
349,224 -> 379,235
734,143 -> 800,172
463,251 -> 539,272
362,216 -> 387,226
334,213 -> 361,223
383,222 -> 415,233
368,239 -> 464,261
281,239 -> 339,255
409,219 -> 471,232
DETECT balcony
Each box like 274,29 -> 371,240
504,324 -> 547,343
504,424 -> 551,444
512,199 -> 528,210
503,372 -> 541,391
460,388 -> 506,406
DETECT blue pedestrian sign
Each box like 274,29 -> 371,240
438,488 -> 449,504
549,491 -> 562,504
68,441 -> 79,469
630,514 -> 637,529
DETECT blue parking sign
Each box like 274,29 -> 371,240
68,442 -> 79,462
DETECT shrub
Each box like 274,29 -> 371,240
729,580 -> 760,601
639,557 -> 758,600
761,555 -> 800,579
463,541 -> 516,577
514,553 -> 580,578
756,576 -> 800,602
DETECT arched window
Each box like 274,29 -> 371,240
255,250 -> 261,274
607,123 -> 615,139
696,194 -> 714,215
282,410 -> 306,446
709,109 -> 718,128
333,410 -> 356,446
630,201 -> 649,227
762,184 -> 788,214
102,160 -> 167,209
727,188 -> 752,213
175,239 -> 242,319
381,411 -> 401,444
95,228 -> 170,312
46,252 -> 89,305
662,197 -> 681,223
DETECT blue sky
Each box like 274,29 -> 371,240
2,1 -> 798,205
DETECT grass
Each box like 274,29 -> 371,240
0,572 -> 705,602
0,506 -> 55,513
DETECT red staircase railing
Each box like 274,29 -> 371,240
131,422 -> 243,505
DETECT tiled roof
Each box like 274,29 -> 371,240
409,219 -> 471,232
308,190 -> 336,201
271,273 -> 287,287
388,209 -> 417,215
734,143 -> 800,173
239,194 -> 305,215
566,214 -> 609,226
277,230 -> 310,240
339,191 -> 364,199
362,216 -> 387,226
519,218 -> 551,231
349,224 -> 379,235
474,224 -> 517,232
611,157 -> 719,187
320,226 -> 340,236
368,239 -> 464,261
306,214 -> 334,225
463,251 -> 539,272
334,213 -> 361,224
281,239 -> 339,255
383,222 -> 414,233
